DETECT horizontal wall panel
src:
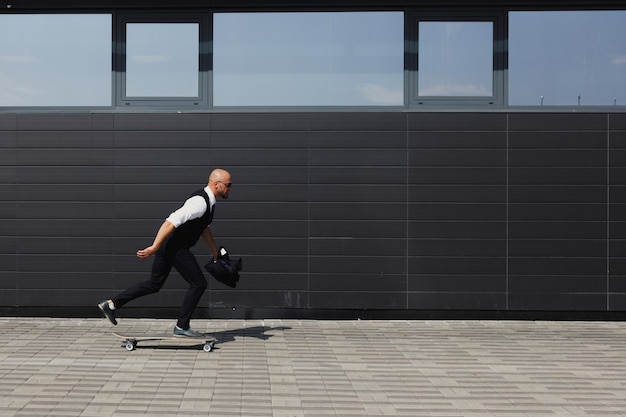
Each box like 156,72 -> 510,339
409,204 -> 506,220
17,114 -> 113,131
310,185 -> 406,202
310,113 -> 406,131
225,202 -> 308,220
18,131 -> 114,148
19,184 -> 114,202
19,220 -> 115,237
508,294 -> 606,311
509,204 -> 606,221
508,113 -> 607,131
311,221 -> 406,238
215,291 -> 308,309
509,186 -> 606,203
221,274 -> 309,292
17,203 -> 115,220
509,222 -> 606,239
409,222 -> 506,239
508,276 -> 606,293
409,150 -> 506,167
212,131 -> 308,148
408,292 -> 507,310
311,203 -> 405,221
0,186 -> 16,202
18,254 -> 113,273
113,113 -> 211,131
409,186 -> 506,202
409,239 -> 506,257
509,258 -> 606,276
309,238 -> 405,256
114,149 -> 212,166
310,149 -> 406,166
409,131 -> 506,149
19,167 -> 114,184
409,257 -> 506,275
610,114 -> 626,131
310,167 -> 406,184
509,150 -> 606,167
310,131 -> 406,148
212,149 -> 308,166
0,273 -> 17,290
310,256 -> 406,274
114,131 -> 209,148
212,113 -> 309,131
409,167 -> 507,184
310,292 -> 406,310
409,275 -> 506,292
18,149 -> 114,166
310,274 -> 406,292
510,239 -> 606,257
18,272 -> 113,289
0,114 -> 17,131
408,113 -> 507,131
608,258 -> 626,276
18,237 -> 114,255
609,276 -> 626,292
509,131 -> 607,149
0,254 -> 17,272
510,167 -> 606,185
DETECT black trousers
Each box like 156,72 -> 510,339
112,245 -> 208,330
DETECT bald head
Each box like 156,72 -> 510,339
208,168 -> 232,199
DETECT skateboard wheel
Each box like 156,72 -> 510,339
203,342 -> 213,352
125,341 -> 135,351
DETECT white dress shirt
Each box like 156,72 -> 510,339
165,186 -> 215,228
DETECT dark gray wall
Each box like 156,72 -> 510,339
1,112 -> 626,318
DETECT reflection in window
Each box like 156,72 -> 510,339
509,11 -> 626,106
213,12 -> 404,106
418,21 -> 493,97
125,23 -> 199,97
0,14 -> 111,106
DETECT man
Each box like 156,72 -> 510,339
98,168 -> 232,337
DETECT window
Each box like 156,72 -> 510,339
409,13 -> 504,107
418,22 -> 493,97
212,12 -> 404,106
0,14 -> 111,107
126,23 -> 199,97
509,11 -> 626,106
117,14 -> 209,106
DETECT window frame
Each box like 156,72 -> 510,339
407,11 -> 506,108
115,13 -> 211,108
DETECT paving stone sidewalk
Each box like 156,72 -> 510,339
1,317 -> 626,416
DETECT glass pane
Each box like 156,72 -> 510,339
418,21 -> 493,97
213,12 -> 404,106
0,14 -> 111,106
126,23 -> 199,97
509,11 -> 626,106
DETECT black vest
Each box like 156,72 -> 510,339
166,189 -> 214,249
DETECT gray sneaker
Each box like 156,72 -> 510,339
98,300 -> 117,325
173,327 -> 204,338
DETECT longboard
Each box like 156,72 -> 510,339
112,332 -> 216,352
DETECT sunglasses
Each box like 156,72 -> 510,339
217,181 -> 232,188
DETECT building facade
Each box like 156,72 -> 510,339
1,0 -> 625,319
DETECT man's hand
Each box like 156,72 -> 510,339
137,245 -> 157,259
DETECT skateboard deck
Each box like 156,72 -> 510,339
112,332 -> 216,352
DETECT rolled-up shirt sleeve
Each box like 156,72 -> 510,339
165,195 -> 208,228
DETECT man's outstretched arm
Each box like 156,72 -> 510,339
136,220 -> 176,259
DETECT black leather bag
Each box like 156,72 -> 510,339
204,247 -> 242,288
